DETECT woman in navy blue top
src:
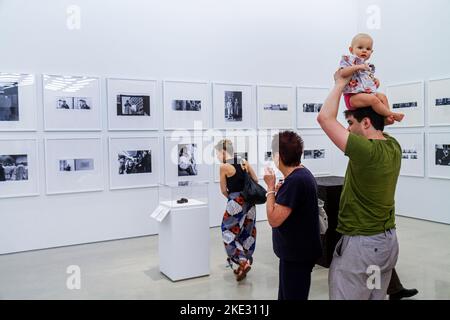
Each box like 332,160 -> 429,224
263,131 -> 322,300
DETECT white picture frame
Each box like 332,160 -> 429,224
392,132 -> 425,177
44,138 -> 104,194
0,72 -> 37,131
163,80 -> 210,130
428,77 -> 450,127
427,132 -> 450,180
300,133 -> 332,176
257,130 -> 284,179
212,132 -> 258,182
43,74 -> 102,131
212,82 -> 256,129
257,85 -> 296,129
107,78 -> 159,131
0,139 -> 39,198
163,134 -> 211,184
297,86 -> 329,129
108,136 -> 160,190
386,81 -> 425,128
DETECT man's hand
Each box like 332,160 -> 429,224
263,167 -> 276,191
335,69 -> 352,87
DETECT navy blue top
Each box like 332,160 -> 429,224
273,167 -> 322,262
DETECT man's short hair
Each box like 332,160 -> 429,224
344,107 -> 385,131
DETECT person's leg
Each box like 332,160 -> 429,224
278,259 -> 313,300
329,235 -> 372,300
362,230 -> 399,300
375,92 -> 404,122
350,93 -> 393,117
387,268 -> 404,295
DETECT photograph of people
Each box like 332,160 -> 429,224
178,144 -> 198,176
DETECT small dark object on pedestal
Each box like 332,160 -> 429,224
176,198 -> 188,204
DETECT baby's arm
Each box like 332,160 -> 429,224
340,64 -> 370,78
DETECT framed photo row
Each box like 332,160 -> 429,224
0,139 -> 39,198
386,81 -> 425,128
107,78 -> 159,131
44,138 -> 105,195
300,133 -> 333,176
108,137 -> 160,190
0,73 -> 37,131
297,87 -> 329,129
394,132 -> 425,177
212,83 -> 256,129
43,74 -> 102,131
428,132 -> 450,180
257,85 -> 296,129
428,77 -> 450,127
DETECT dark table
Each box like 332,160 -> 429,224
315,176 -> 345,268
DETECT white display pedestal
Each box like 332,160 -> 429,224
158,200 -> 210,281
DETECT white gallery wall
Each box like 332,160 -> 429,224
347,0 -> 450,225
0,0 -> 358,254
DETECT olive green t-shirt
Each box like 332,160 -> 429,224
337,132 -> 401,236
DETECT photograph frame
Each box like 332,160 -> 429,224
163,134 -> 212,184
386,81 -> 425,128
428,77 -> 450,127
300,133 -> 332,177
297,86 -> 329,129
163,80 -> 210,130
0,138 -> 39,199
257,84 -> 296,129
391,132 -> 425,178
0,72 -> 37,132
106,77 -> 159,131
42,74 -> 102,131
108,136 -> 161,190
44,137 -> 104,195
427,132 -> 450,180
212,82 -> 256,129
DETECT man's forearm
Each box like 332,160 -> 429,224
317,84 -> 346,121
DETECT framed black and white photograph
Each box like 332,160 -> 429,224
163,80 -> 210,130
428,77 -> 450,126
257,131 -> 283,179
257,85 -> 296,129
107,78 -> 158,131
0,73 -> 37,131
428,132 -> 450,180
213,133 -> 258,182
297,87 -> 329,129
45,138 -> 104,194
213,83 -> 255,129
300,134 -> 332,176
164,135 -> 211,184
0,139 -> 39,198
109,137 -> 160,190
43,74 -> 101,131
178,143 -> 198,176
392,132 -> 424,177
386,81 -> 425,128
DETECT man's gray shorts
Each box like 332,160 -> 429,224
329,229 -> 399,300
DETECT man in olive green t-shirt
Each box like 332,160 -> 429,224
317,71 -> 401,300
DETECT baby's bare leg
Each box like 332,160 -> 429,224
376,93 -> 404,122
349,93 -> 392,117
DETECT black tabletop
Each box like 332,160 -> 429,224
315,176 -> 345,187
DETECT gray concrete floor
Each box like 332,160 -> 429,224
0,216 -> 449,300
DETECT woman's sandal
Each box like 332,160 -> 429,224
235,261 -> 251,281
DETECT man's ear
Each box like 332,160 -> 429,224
363,117 -> 372,129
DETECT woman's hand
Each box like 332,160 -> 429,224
263,167 -> 276,191
275,180 -> 283,193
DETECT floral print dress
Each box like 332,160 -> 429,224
340,54 -> 378,95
